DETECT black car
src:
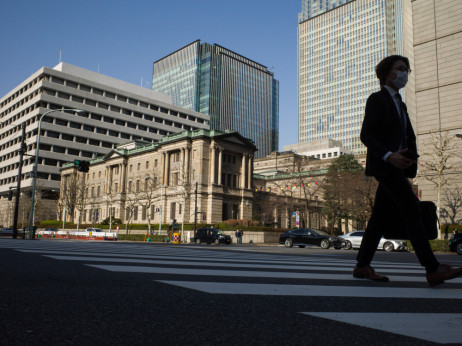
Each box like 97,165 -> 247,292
449,232 -> 462,255
195,228 -> 231,245
279,228 -> 345,249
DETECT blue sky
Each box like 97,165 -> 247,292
0,0 -> 301,150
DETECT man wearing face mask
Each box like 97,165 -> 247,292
353,55 -> 462,286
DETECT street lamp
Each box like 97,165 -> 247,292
27,108 -> 85,239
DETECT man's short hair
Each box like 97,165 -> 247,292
375,55 -> 410,87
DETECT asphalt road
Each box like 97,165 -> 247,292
1,239 -> 462,346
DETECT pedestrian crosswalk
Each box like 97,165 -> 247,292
1,239 -> 462,343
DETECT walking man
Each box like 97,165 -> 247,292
354,55 -> 462,287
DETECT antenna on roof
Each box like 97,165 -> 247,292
59,50 -> 62,63
97,64 -> 100,73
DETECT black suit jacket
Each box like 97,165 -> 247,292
361,88 -> 418,178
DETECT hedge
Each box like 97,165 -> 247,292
118,234 -> 165,242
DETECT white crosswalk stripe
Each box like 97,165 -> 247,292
1,239 -> 462,344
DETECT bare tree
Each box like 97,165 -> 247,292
441,187 -> 462,225
419,131 -> 462,237
138,173 -> 161,235
74,175 -> 89,231
123,188 -> 141,235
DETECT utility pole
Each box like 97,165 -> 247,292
13,123 -> 26,239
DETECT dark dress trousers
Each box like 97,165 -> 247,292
357,88 -> 439,272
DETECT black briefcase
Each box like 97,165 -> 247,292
383,201 -> 438,240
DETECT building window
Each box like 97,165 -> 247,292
170,202 -> 176,219
142,206 -> 146,220
133,206 -> 138,220
171,172 -> 179,186
146,161 -> 149,169
128,181 -> 132,192
97,186 -> 100,196
136,180 -> 140,192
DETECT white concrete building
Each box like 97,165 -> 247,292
284,139 -> 353,160
0,62 -> 209,224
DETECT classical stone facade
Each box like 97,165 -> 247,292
253,151 -> 368,231
59,130 -> 256,226
412,0 -> 462,223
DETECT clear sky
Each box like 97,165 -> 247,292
0,0 -> 301,150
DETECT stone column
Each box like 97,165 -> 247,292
218,148 -> 223,185
247,154 -> 253,189
210,145 -> 216,184
121,162 -> 127,194
241,154 -> 247,189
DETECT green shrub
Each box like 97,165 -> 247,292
224,219 -> 239,227
118,234 -> 165,242
407,239 -> 450,253
101,217 -> 122,225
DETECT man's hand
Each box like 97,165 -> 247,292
387,149 -> 417,169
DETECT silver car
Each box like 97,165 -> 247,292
339,230 -> 408,252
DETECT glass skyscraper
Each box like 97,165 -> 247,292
297,0 -> 415,154
152,40 -> 279,158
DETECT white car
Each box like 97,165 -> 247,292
339,230 -> 408,252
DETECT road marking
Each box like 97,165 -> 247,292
85,263 -> 462,283
45,255 -> 427,276
300,312 -> 462,344
20,249 -> 421,269
157,280 -> 462,299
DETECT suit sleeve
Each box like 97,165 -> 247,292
360,93 -> 390,160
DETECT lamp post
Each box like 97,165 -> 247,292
27,108 -> 85,239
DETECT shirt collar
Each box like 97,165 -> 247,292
384,85 -> 398,98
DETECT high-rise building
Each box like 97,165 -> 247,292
412,0 -> 462,213
297,0 -> 415,154
152,40 -> 279,158
0,62 -> 209,224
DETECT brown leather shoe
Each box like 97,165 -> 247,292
353,265 -> 389,282
426,264 -> 462,287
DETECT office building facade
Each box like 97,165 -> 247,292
412,0 -> 462,220
297,0 -> 415,154
152,40 -> 279,158
0,63 -> 209,225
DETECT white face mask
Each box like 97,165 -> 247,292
392,71 -> 408,89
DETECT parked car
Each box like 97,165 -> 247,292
339,230 -> 408,252
86,228 -> 103,232
449,232 -> 462,255
0,227 -> 14,236
195,228 -> 231,245
279,228 -> 345,249
44,227 -> 58,232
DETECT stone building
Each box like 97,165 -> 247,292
253,151 -> 367,231
59,129 -> 256,226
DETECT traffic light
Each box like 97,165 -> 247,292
74,160 -> 90,172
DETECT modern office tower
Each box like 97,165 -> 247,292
152,40 -> 279,158
412,0 -> 462,211
297,0 -> 415,154
0,62 -> 209,224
